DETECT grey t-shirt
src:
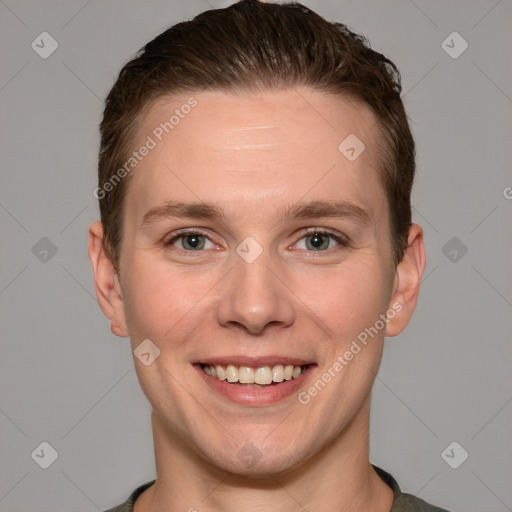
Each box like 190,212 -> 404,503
103,465 -> 451,512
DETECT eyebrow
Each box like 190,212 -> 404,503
140,199 -> 371,229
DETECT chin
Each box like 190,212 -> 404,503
202,441 -> 305,478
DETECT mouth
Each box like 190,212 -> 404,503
194,359 -> 316,405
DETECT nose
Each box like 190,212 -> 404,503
216,243 -> 296,335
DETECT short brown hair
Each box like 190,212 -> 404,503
97,0 -> 415,270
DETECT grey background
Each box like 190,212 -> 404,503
0,0 -> 511,511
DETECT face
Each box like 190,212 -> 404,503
90,88 -> 423,476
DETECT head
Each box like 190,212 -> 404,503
89,0 -> 425,476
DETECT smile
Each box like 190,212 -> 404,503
195,359 -> 316,405
200,363 -> 309,385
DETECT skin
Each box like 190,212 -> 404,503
89,88 -> 426,512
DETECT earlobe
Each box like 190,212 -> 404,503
110,320 -> 128,338
385,223 -> 426,338
88,221 -> 130,338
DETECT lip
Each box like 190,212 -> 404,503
194,362 -> 316,406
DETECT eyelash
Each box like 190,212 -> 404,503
163,228 -> 349,255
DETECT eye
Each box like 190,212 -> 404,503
294,229 -> 348,252
164,230 -> 216,251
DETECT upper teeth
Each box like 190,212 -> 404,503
201,364 -> 305,384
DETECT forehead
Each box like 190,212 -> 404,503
125,88 -> 386,225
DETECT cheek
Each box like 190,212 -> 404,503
121,258 -> 178,340
298,259 -> 391,344
121,255 -> 216,345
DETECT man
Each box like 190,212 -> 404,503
88,1 -> 450,510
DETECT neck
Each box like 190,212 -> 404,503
135,395 -> 393,512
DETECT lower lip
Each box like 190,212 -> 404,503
194,364 -> 315,406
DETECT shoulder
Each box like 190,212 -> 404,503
394,491 -> 452,512
102,480 -> 156,512
372,465 -> 452,512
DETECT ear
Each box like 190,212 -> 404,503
88,221 -> 129,338
385,223 -> 426,337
